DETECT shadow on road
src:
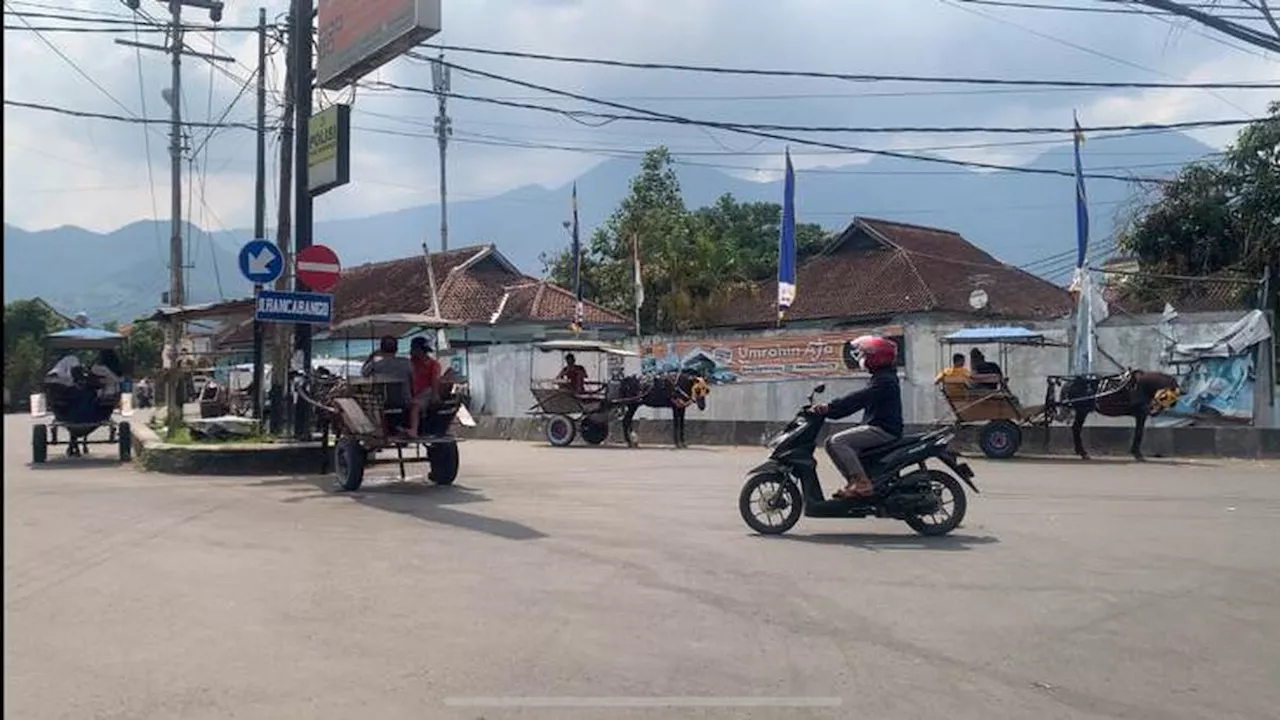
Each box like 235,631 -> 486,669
774,532 -> 1000,552
1000,455 -> 1202,468
27,457 -> 126,471
253,475 -> 547,541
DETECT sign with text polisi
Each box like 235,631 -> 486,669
317,0 -> 442,90
308,104 -> 351,197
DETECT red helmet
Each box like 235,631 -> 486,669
843,335 -> 898,372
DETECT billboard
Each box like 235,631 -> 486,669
640,328 -> 906,384
308,104 -> 351,196
317,0 -> 442,90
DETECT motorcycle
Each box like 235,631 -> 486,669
738,384 -> 979,537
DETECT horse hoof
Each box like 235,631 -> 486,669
1133,454 -> 1146,462
1079,453 -> 1090,461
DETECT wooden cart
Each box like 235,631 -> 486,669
528,339 -> 637,447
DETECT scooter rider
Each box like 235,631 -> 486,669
811,335 -> 903,500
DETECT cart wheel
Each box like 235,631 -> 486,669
334,437 -> 366,492
32,424 -> 48,464
580,418 -> 609,446
51,425 -> 59,444
545,415 -> 576,447
979,420 -> 1022,460
118,422 -> 133,462
428,442 -> 460,485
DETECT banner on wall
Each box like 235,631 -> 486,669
640,328 -> 905,384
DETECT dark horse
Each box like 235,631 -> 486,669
1059,369 -> 1182,461
617,370 -> 711,448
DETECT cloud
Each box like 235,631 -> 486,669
3,0 -> 1276,233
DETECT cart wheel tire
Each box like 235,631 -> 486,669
580,419 -> 609,446
334,437 -> 366,492
118,422 -> 133,462
546,415 -> 576,447
428,442 -> 460,485
32,424 -> 48,464
979,420 -> 1022,460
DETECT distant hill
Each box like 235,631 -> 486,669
3,129 -> 1217,323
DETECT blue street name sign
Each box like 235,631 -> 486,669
239,239 -> 284,285
255,290 -> 333,325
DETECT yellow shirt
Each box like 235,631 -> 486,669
935,366 -> 972,384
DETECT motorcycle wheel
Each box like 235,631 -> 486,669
903,470 -> 967,537
738,472 -> 803,536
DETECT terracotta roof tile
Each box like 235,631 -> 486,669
711,216 -> 1073,328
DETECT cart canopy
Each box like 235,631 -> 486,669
534,339 -> 638,357
45,327 -> 126,351
942,326 -> 1063,346
322,313 -> 466,340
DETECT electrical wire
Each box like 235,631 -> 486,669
369,64 -> 1183,183
952,0 -> 1264,20
415,43 -> 1280,90
3,99 -> 263,130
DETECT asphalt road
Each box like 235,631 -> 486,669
5,412 -> 1279,720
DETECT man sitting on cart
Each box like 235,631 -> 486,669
935,353 -> 971,385
969,348 -> 1004,390
405,336 -> 443,437
556,353 -> 590,396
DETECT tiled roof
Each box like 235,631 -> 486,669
710,217 -> 1074,328
328,244 -> 629,330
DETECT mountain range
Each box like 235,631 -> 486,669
3,129 -> 1217,324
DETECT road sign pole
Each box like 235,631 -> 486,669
292,0 -> 314,441
251,284 -> 264,419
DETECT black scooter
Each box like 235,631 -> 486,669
738,384 -> 979,537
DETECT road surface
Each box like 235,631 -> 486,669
5,412 -> 1279,719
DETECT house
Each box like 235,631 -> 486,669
214,244 -> 631,355
710,216 -> 1074,329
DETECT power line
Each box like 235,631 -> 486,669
3,98 -> 263,130
128,10 -> 163,261
5,9 -> 260,30
952,0 -> 1264,20
365,66 -> 1191,183
416,43 -> 1280,90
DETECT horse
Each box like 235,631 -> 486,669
617,370 -> 711,448
1059,369 -> 1182,461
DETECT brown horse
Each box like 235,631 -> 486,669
1059,370 -> 1182,461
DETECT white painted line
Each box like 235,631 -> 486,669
296,261 -> 340,273
443,696 -> 843,708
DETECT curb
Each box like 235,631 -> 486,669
132,422 -> 328,476
456,416 -> 1280,459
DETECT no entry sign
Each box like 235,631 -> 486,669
296,244 -> 342,292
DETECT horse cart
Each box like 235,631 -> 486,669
31,327 -> 135,464
528,339 -> 638,447
938,327 -> 1067,459
295,314 -> 475,491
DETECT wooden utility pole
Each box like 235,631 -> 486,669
268,10 -> 296,435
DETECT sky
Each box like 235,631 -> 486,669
3,0 -> 1277,234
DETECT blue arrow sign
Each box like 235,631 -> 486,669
239,239 -> 284,285
255,290 -> 333,325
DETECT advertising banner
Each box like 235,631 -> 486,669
317,0 -> 442,90
641,328 -> 905,383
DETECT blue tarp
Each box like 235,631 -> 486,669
942,327 -> 1043,344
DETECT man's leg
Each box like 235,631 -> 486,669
823,425 -> 896,497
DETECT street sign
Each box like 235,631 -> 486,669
239,239 -> 284,285
255,289 -> 334,325
296,244 -> 342,292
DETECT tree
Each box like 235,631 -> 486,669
122,321 -> 165,377
543,148 -> 833,332
1118,102 -> 1278,281
3,299 -> 68,406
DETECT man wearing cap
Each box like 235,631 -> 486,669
406,336 -> 443,437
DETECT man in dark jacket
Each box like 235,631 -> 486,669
813,336 -> 903,500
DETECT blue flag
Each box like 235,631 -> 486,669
1070,113 -> 1093,374
777,149 -> 797,321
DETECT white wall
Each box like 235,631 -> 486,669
460,311 -> 1276,428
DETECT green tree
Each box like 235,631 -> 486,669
1118,102 -> 1278,282
4,299 -> 68,405
122,321 -> 165,377
543,148 -> 833,332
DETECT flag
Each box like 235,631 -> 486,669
777,148 -> 797,322
1070,112 -> 1093,374
632,233 -> 645,310
571,183 -> 584,329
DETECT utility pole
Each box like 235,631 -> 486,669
291,0 -> 314,439
251,6 -> 267,421
118,0 -> 227,438
431,53 -> 452,252
269,10 -> 296,435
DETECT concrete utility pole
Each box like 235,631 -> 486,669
291,0 -> 314,439
432,53 -> 452,252
251,7 -> 268,420
269,10 -> 296,435
118,0 -> 228,437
